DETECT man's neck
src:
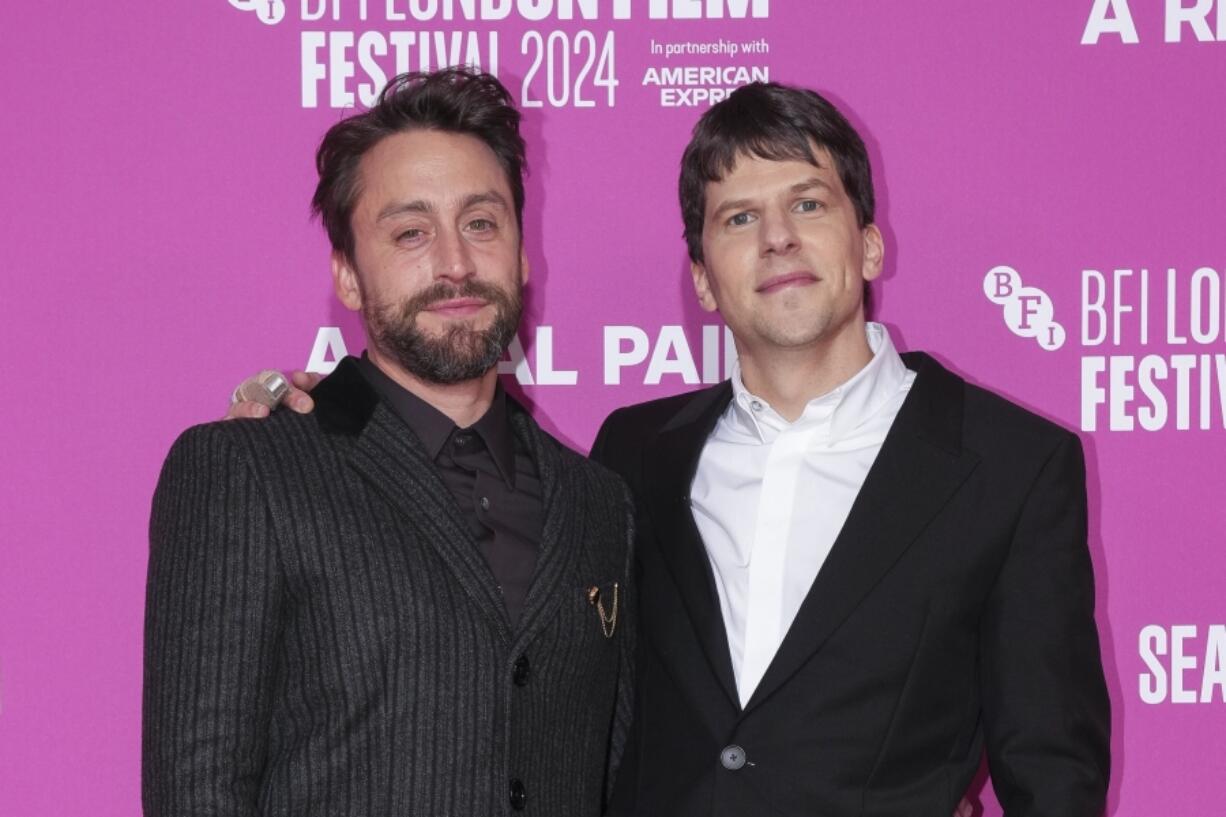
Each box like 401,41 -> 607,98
365,347 -> 498,429
736,319 -> 875,422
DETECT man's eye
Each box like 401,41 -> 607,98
796,199 -> 824,213
467,218 -> 495,232
728,212 -> 754,227
397,228 -> 425,241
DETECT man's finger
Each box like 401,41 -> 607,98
290,370 -> 323,391
285,388 -> 315,413
279,370 -> 320,413
954,796 -> 974,817
223,400 -> 271,421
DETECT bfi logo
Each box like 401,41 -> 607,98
983,265 -> 1067,351
229,0 -> 287,25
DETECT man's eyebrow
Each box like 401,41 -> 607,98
460,191 -> 509,211
709,198 -> 755,221
791,177 -> 834,195
377,191 -> 509,222
709,177 -> 837,222
377,200 -> 432,222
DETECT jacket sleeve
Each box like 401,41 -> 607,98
980,432 -> 1111,817
142,426 -> 284,816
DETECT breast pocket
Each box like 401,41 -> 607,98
543,580 -> 623,695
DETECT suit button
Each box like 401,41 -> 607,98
513,655 -> 530,686
720,744 -> 747,770
509,777 -> 527,810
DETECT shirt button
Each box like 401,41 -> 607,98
509,778 -> 527,811
479,496 -> 491,511
720,744 -> 747,770
454,433 -> 470,447
749,400 -> 763,412
513,655 -> 531,686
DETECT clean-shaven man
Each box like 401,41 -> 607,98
589,83 -> 1110,816
145,69 -> 634,816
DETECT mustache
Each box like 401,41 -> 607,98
403,279 -> 512,314
366,275 -> 524,385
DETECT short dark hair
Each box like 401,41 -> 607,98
679,82 -> 875,263
312,67 -> 526,261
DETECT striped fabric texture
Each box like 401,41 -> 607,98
144,359 -> 635,816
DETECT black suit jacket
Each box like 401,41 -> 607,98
591,352 -> 1109,817
144,358 -> 635,816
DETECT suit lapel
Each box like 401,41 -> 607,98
507,405 -> 582,651
743,353 -> 981,713
317,362 -> 587,647
643,382 -> 741,711
315,358 -> 513,640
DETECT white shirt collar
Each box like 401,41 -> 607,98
728,322 -> 910,443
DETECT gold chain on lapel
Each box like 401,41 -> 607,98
587,582 -> 620,638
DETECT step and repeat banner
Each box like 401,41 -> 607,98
1,1 -> 1223,814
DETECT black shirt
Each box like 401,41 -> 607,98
358,355 -> 543,625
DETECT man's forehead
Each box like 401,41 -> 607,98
724,143 -> 833,176
355,130 -> 511,214
708,147 -> 841,198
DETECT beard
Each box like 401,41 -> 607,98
364,276 -> 523,385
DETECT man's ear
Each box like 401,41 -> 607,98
331,251 -> 363,311
690,259 -> 719,312
861,223 -> 884,283
519,244 -> 530,287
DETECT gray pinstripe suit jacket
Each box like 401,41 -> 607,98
143,357 -> 635,817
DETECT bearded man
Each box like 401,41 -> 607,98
142,68 -> 635,817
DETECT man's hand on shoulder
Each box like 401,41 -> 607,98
224,370 -> 321,420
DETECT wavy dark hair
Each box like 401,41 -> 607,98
679,82 -> 875,263
312,67 -> 526,261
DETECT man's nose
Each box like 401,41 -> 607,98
759,207 -> 800,257
435,227 -> 476,281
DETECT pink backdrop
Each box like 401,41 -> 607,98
2,2 -> 1224,813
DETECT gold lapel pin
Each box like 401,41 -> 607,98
587,582 -> 620,639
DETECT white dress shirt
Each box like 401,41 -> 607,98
690,322 -> 916,706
